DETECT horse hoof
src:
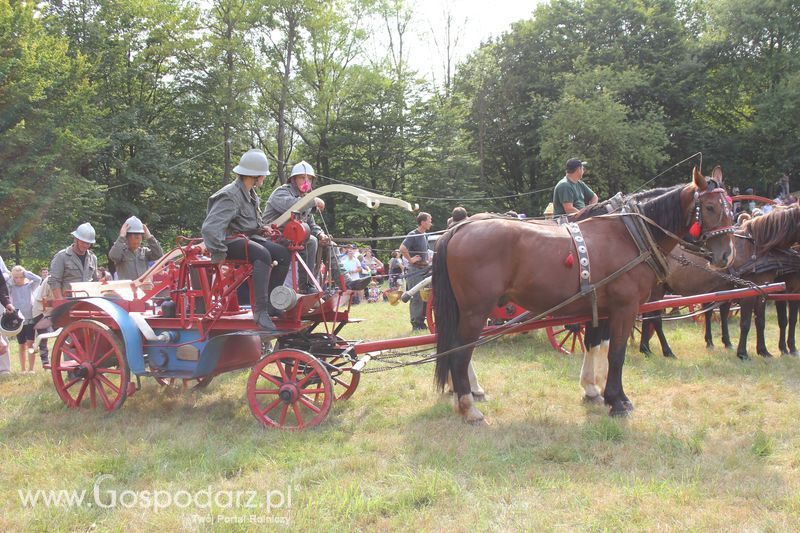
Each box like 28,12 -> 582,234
583,394 -> 604,405
609,404 -> 633,417
737,353 -> 751,361
472,392 -> 487,403
466,417 -> 488,426
663,352 -> 677,359
781,349 -> 789,356
706,343 -> 715,351
759,351 -> 773,358
724,344 -> 733,350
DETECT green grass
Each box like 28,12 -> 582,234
3,303 -> 800,530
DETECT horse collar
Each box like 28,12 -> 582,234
565,222 -> 599,326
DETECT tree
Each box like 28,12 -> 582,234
0,0 -> 103,264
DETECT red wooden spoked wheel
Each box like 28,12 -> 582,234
321,353 -> 360,401
546,324 -> 585,355
666,303 -> 701,324
426,293 -> 436,334
247,349 -> 333,430
51,319 -> 131,411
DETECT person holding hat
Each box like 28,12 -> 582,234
202,148 -> 290,335
49,222 -> 99,301
262,160 -> 330,292
108,216 -> 164,280
553,158 -> 598,216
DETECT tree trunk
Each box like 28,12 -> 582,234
276,12 -> 297,185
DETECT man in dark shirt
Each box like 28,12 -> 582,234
553,158 -> 598,216
399,212 -> 433,330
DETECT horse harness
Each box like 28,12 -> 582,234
559,209 -> 665,327
560,188 -> 734,326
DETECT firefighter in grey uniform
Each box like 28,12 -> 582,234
108,216 -> 164,280
49,223 -> 99,301
201,149 -> 290,335
262,161 -> 330,292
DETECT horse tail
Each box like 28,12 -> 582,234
433,228 -> 459,392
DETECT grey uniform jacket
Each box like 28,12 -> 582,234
108,236 -> 164,280
202,179 -> 264,263
49,246 -> 98,293
262,183 -> 322,238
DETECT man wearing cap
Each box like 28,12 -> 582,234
49,223 -> 99,300
262,160 -> 330,292
553,158 -> 598,216
108,216 -> 164,280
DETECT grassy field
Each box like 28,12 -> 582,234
3,302 -> 800,531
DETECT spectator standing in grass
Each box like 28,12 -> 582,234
400,212 -> 433,330
5,266 -> 41,372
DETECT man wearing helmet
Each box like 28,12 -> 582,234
262,160 -> 330,292
108,216 -> 164,280
202,148 -> 290,335
49,223 -> 99,301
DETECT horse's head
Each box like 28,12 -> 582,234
689,165 -> 735,268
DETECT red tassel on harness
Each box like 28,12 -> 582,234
564,252 -> 574,267
689,222 -> 702,239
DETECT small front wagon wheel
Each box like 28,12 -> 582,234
51,319 -> 131,412
247,349 -> 333,430
546,323 -> 585,355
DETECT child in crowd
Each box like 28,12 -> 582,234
6,265 -> 41,373
388,250 -> 404,290
367,281 -> 380,303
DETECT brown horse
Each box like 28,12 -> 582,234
432,168 -> 735,421
776,270 -> 800,356
641,206 -> 800,359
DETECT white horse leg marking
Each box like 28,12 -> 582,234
595,340 -> 610,395
467,361 -> 486,400
580,344 -> 603,399
457,393 -> 485,424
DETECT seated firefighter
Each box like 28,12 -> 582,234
201,149 -> 289,335
262,161 -> 330,292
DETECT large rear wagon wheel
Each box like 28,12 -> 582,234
51,319 -> 131,412
426,294 -> 436,334
546,324 -> 585,355
247,349 -> 333,430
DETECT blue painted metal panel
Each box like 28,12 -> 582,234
53,298 -> 146,374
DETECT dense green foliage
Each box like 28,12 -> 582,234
1,0 -> 798,266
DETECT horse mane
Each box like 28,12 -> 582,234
631,186 -> 679,202
635,184 -> 685,241
745,206 -> 800,253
